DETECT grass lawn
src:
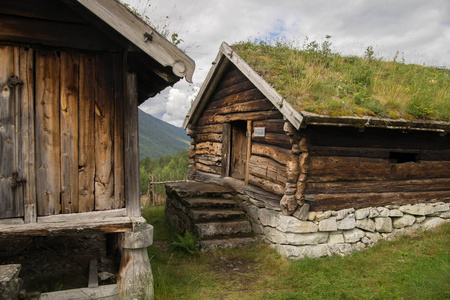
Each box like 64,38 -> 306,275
143,205 -> 450,300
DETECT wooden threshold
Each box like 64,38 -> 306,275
0,209 -> 143,237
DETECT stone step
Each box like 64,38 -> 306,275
166,182 -> 235,198
194,220 -> 252,239
198,236 -> 258,252
189,209 -> 245,222
181,197 -> 238,209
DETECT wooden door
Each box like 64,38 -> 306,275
230,121 -> 247,180
0,46 -> 24,218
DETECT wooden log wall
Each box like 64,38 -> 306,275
1,45 -> 126,217
192,64 -> 288,195
303,126 -> 450,211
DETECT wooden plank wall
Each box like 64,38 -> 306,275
304,126 -> 450,211
33,49 -> 125,216
193,64 -> 287,195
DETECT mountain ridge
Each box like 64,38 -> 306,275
138,109 -> 190,159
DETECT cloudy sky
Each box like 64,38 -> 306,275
128,0 -> 450,127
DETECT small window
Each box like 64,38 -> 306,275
389,152 -> 418,163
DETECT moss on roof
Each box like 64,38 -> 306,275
231,41 -> 450,121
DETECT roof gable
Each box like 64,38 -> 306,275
184,42 -> 303,129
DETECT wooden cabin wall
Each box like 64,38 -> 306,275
0,45 -> 125,217
192,64 -> 288,195
304,126 -> 450,211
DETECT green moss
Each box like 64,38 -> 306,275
232,40 -> 450,121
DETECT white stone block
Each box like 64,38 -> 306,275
277,215 -> 318,233
378,207 -> 390,217
315,211 -> 332,221
365,232 -> 382,243
307,212 -> 316,221
440,211 -> 450,219
276,244 -> 329,260
337,214 -> 356,230
389,209 -> 403,217
343,228 -> 365,243
356,218 -> 376,232
393,214 -> 416,229
336,208 -> 355,220
328,231 -> 344,244
258,209 -> 278,227
318,217 -> 338,232
374,217 -> 392,233
368,208 -> 380,218
355,208 -> 370,220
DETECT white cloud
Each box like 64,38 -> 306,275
131,0 -> 450,125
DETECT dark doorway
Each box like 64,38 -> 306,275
230,121 -> 248,180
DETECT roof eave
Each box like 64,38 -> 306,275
72,0 -> 195,83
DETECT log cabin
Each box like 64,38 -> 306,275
0,0 -> 194,298
180,42 -> 449,257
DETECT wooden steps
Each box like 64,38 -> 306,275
165,182 -> 256,251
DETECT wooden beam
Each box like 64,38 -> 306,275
70,0 -> 195,81
124,71 -> 140,217
222,123 -> 231,178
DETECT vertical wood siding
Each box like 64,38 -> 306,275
0,46 -> 126,217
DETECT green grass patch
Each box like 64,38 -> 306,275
144,205 -> 450,299
232,39 -> 450,121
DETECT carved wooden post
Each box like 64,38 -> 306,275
118,221 -> 154,299
281,121 -> 300,215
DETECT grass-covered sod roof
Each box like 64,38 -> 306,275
232,40 -> 450,121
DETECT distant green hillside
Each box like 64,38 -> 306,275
138,109 -> 191,159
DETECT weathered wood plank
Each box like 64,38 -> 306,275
196,142 -> 222,156
252,132 -> 291,149
113,54 -> 124,209
308,191 -> 450,211
95,54 -> 115,211
196,124 -> 223,134
221,123 -> 231,177
19,47 -> 36,223
308,156 -> 450,182
249,174 -> 285,196
195,154 -> 222,166
78,54 -> 96,213
230,122 -> 247,180
0,13 -> 121,52
195,133 -> 223,143
205,88 -> 265,110
203,98 -> 275,117
305,178 -> 450,194
124,72 -> 140,217
0,45 -> 18,218
210,80 -> 256,103
249,155 -> 287,186
251,143 -> 290,165
195,162 -> 222,175
245,121 -> 252,185
60,52 -> 79,214
197,110 -> 283,126
253,119 -> 286,133
13,47 -> 24,219
35,49 -> 61,216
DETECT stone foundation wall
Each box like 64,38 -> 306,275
240,201 -> 450,260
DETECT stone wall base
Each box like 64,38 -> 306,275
240,201 -> 450,260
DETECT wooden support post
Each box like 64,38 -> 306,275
118,222 -> 154,300
124,72 -> 140,218
88,258 -> 98,288
244,121 -> 252,185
